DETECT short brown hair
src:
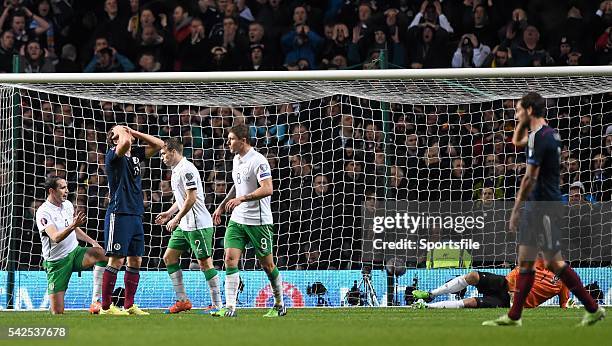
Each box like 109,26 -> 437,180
229,124 -> 250,141
106,126 -> 116,147
520,92 -> 546,118
44,175 -> 64,194
164,137 -> 183,153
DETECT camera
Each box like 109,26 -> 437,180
307,282 -> 329,306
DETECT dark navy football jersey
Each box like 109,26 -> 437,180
105,146 -> 146,215
526,125 -> 562,201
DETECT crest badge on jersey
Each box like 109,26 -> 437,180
113,243 -> 121,251
259,164 -> 268,172
185,172 -> 194,181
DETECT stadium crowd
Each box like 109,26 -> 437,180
0,0 -> 611,73
12,91 -> 612,271
3,0 -> 611,271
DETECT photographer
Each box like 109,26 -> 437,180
452,33 -> 490,67
83,36 -> 134,72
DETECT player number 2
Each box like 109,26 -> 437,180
194,240 -> 201,254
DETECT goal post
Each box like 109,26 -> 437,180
1,67 -> 611,309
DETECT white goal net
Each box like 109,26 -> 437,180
1,69 -> 611,309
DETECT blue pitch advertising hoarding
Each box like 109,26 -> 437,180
1,269 -> 610,309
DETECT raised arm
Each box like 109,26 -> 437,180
44,211 -> 86,243
512,121 -> 529,147
24,7 -> 50,35
128,128 -> 164,158
113,126 -> 133,157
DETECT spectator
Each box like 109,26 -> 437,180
19,40 -> 53,73
595,0 -> 612,35
362,26 -> 405,67
452,33 -> 490,67
249,105 -> 287,147
594,27 -> 612,65
211,16 -> 248,69
172,4 -> 192,46
196,0 -> 222,35
30,0 -> 57,59
83,46 -> 134,72
95,0 -> 129,54
511,25 -> 553,67
441,158 -> 473,201
137,24 -> 173,71
1,6 -> 49,51
243,43 -> 273,70
498,8 -> 528,48
282,6 -> 323,67
560,5 -> 590,59
137,52 -> 161,72
482,44 -> 513,67
467,4 -> 496,48
55,43 -> 80,72
84,36 -> 134,72
285,123 -> 312,155
588,153 -> 611,202
410,0 -> 454,34
407,22 -> 450,68
247,21 -> 279,66
256,0 -> 291,40
129,8 -> 167,41
0,30 -> 15,72
322,22 -> 350,66
177,17 -> 210,71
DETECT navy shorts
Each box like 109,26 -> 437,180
518,203 -> 563,253
104,212 -> 144,257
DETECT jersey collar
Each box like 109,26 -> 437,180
172,157 -> 187,171
238,148 -> 255,163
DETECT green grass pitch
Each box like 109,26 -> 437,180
1,308 -> 608,346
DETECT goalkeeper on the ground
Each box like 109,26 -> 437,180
412,257 -> 570,309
